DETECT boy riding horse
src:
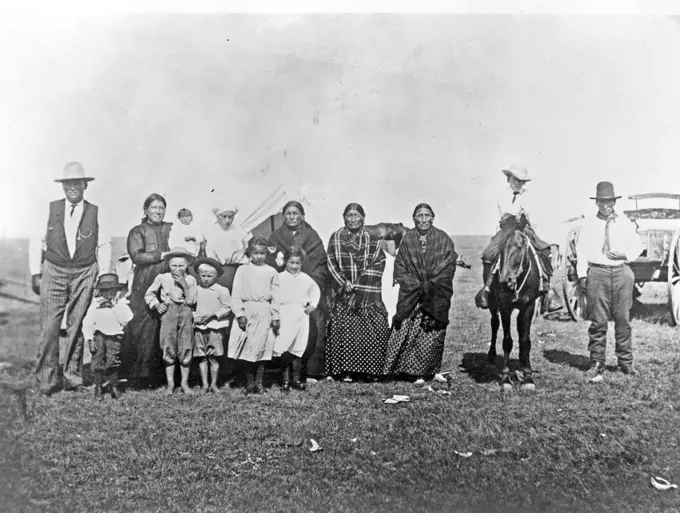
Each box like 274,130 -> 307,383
476,164 -> 561,313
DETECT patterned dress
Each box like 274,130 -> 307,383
325,227 -> 390,377
227,263 -> 280,362
383,226 -> 457,379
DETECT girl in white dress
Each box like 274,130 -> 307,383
227,236 -> 280,394
274,246 -> 321,391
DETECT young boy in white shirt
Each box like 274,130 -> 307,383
82,273 -> 133,399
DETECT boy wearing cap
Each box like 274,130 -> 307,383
193,257 -> 232,393
575,182 -> 643,382
477,164 -> 559,311
145,247 -> 198,394
82,273 -> 133,399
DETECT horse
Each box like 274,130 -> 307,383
487,215 -> 543,390
364,222 -> 409,249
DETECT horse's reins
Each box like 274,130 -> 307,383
510,232 -> 538,301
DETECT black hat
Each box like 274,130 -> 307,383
96,273 -> 125,290
193,257 -> 224,277
590,181 -> 621,200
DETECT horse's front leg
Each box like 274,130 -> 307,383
517,302 -> 536,390
488,301 -> 499,365
500,304 -> 513,389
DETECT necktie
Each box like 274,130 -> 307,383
512,191 -> 519,204
602,219 -> 612,254
69,203 -> 77,217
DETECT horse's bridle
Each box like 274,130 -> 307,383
503,231 -> 532,301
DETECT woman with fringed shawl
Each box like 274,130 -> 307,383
325,203 -> 390,381
383,203 -> 457,382
266,201 -> 330,378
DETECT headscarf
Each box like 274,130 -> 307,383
393,226 -> 457,327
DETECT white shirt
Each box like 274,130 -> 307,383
204,222 -> 251,265
574,212 -> 643,279
169,221 -> 204,256
29,199 -> 111,276
496,186 -> 536,227
81,296 -> 134,340
276,271 -> 320,308
194,283 -> 232,330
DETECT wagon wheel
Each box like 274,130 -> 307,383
667,228 -> 680,327
561,226 -> 587,321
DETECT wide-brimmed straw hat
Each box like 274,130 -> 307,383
54,162 -> 95,183
95,273 -> 125,290
193,257 -> 224,277
502,164 -> 531,182
590,181 -> 621,200
163,247 -> 195,263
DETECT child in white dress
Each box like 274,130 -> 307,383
227,236 -> 280,394
274,246 -> 320,391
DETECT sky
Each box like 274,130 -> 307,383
2,8 -> 680,244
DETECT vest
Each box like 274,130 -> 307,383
44,199 -> 99,268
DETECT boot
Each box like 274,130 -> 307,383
109,370 -> 120,399
290,357 -> 306,391
281,362 -> 291,392
94,373 -> 104,400
475,262 -> 493,309
245,363 -> 256,394
254,362 -> 265,394
542,288 -> 563,313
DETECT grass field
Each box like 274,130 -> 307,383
1,236 -> 680,512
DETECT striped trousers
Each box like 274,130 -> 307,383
36,260 -> 98,391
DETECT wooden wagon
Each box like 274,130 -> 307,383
561,193 -> 680,325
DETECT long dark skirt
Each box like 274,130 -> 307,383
325,301 -> 390,377
302,301 -> 328,378
383,310 -> 447,379
217,264 -> 241,292
120,266 -> 165,383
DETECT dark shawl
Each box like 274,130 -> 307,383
394,226 -> 457,326
266,221 -> 330,293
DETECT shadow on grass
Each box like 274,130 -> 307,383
630,300 -> 673,326
460,352 -> 503,384
543,349 -> 590,371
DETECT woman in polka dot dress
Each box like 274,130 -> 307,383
383,203 -> 458,383
325,203 -> 390,381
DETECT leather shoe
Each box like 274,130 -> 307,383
94,385 -> 103,400
619,364 -> 639,376
110,385 -> 121,399
290,381 -> 307,391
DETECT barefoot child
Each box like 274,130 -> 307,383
274,246 -> 320,391
193,257 -> 231,393
82,273 -> 133,399
227,236 -> 280,394
145,247 -> 197,394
